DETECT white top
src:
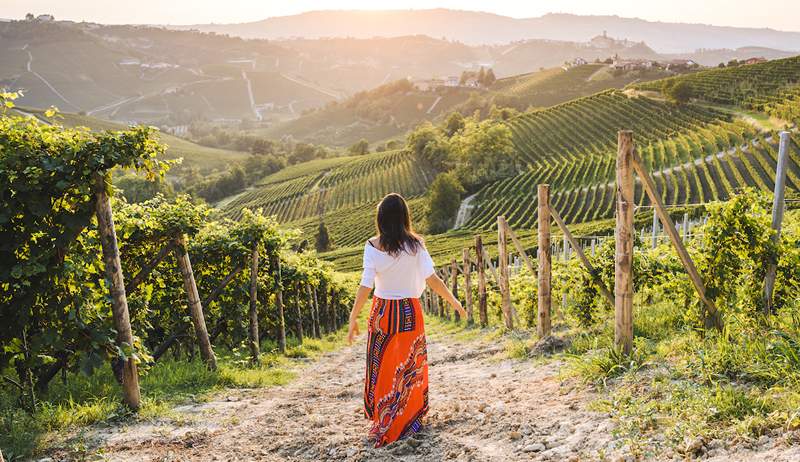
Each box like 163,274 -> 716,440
359,241 -> 435,299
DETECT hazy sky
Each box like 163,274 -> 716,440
4,0 -> 800,32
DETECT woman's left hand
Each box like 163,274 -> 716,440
347,318 -> 361,345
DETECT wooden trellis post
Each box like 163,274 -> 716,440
537,185 -> 552,338
294,281 -> 304,344
615,131 -> 635,355
451,257 -> 460,322
93,173 -> 141,411
497,216 -> 514,330
174,235 -> 217,370
764,131 -> 790,314
475,235 -> 488,327
629,137 -> 721,330
310,284 -> 321,338
271,253 -> 287,352
462,248 -> 474,325
248,245 -> 260,363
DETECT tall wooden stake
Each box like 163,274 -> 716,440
475,236 -> 488,328
462,248 -> 474,325
309,284 -> 321,338
174,236 -> 217,370
764,131 -> 791,314
630,148 -> 721,330
248,245 -> 260,363
271,253 -> 287,352
497,216 -> 514,330
537,184 -> 552,338
615,131 -> 634,355
294,281 -> 304,343
651,210 -> 659,249
450,257 -> 460,322
93,173 -> 140,411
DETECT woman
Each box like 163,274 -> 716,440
347,193 -> 465,447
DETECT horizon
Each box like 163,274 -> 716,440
4,1 -> 800,33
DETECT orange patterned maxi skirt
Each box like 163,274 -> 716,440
363,296 -> 429,447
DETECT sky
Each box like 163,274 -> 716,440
4,0 -> 800,32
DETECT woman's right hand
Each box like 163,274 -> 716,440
347,318 -> 361,345
451,299 -> 467,319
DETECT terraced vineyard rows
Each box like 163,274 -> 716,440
507,90 -> 725,167
222,149 -> 435,224
634,55 -> 800,107
465,130 -> 800,230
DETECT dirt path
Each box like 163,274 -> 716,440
52,329 -> 800,461
54,330 -> 618,462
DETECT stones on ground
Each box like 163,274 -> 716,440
523,443 -> 546,452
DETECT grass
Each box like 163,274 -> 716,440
0,330 -> 350,460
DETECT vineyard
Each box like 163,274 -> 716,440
222,149 -> 435,223
489,64 -> 672,109
633,55 -> 800,108
0,105 -> 356,458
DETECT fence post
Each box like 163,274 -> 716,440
462,248 -> 474,325
497,216 -> 514,330
475,236 -> 489,327
248,245 -> 260,364
682,212 -> 689,240
271,253 -> 287,352
93,173 -> 141,411
450,257 -> 460,322
615,131 -> 635,355
537,185 -> 552,338
764,131 -> 791,314
174,235 -> 217,370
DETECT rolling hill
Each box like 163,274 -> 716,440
178,9 -> 800,53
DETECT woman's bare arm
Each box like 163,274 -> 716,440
426,274 -> 466,318
347,285 -> 372,344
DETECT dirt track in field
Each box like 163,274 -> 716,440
50,328 -> 800,462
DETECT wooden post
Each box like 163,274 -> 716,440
174,236 -> 217,370
93,173 -> 140,411
450,257 -> 460,322
497,216 -> 514,330
591,239 -> 596,256
433,282 -> 441,317
615,131 -> 634,355
462,248 -> 474,325
764,131 -> 791,314
562,234 -> 569,261
651,210 -> 659,249
248,245 -> 260,363
271,253 -> 287,352
682,213 -> 689,240
310,284 -> 321,338
329,289 -> 339,331
537,184 -> 552,338
549,205 -> 615,308
294,281 -> 304,343
475,236 -> 488,327
630,144 -> 721,329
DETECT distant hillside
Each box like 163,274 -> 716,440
178,9 -> 800,53
256,79 -> 472,147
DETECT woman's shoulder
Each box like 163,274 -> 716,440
365,237 -> 384,252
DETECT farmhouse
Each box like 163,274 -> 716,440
745,57 -> 767,65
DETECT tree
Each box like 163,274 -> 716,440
315,222 -> 332,252
450,119 -> 518,188
484,68 -> 497,86
25,12 -> 34,21
426,173 -> 464,234
349,138 -> 369,156
444,111 -> 465,137
663,80 -> 693,105
477,67 -> 486,85
406,122 -> 450,171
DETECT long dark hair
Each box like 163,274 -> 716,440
375,193 -> 423,256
